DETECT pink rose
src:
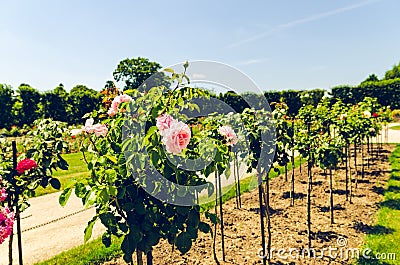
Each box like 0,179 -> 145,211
108,94 -> 132,116
162,120 -> 191,155
156,113 -> 174,135
70,128 -> 82,136
75,119 -> 108,137
218,125 -> 238,146
0,206 -> 15,245
0,188 -> 7,202
16,158 -> 38,175
82,118 -> 95,133
92,124 -> 108,137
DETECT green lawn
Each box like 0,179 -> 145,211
34,236 -> 123,265
358,144 -> 400,264
35,152 -> 89,197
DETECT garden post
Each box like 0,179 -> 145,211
257,169 -> 266,265
12,140 -> 24,265
217,171 -> 226,262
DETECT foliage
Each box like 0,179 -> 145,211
15,84 -> 42,126
0,84 -> 15,128
113,57 -> 164,90
384,62 -> 400,80
69,85 -> 101,124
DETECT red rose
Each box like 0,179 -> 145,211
16,159 -> 38,175
372,112 -> 379,118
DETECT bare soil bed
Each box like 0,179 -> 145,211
106,144 -> 395,265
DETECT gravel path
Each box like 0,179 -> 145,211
0,124 -> 398,265
0,191 -> 105,265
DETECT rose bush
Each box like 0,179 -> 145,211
60,65 -> 264,262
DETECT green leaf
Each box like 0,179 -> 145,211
75,182 -> 87,198
198,221 -> 211,233
49,178 -> 61,190
102,233 -> 111,248
176,232 -> 192,254
57,154 -> 69,170
98,188 -> 110,204
84,217 -> 97,243
59,187 -> 72,207
105,154 -> 118,164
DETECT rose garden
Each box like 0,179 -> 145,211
0,59 -> 400,265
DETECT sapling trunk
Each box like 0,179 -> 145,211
361,138 -> 365,179
329,168 -> 334,225
136,250 -> 143,265
264,170 -> 272,264
233,157 -> 239,209
354,139 -> 359,191
217,171 -> 226,262
284,164 -> 288,182
345,143 -> 349,201
290,146 -> 295,207
307,157 -> 313,249
146,251 -> 153,265
235,154 -> 242,208
213,171 -> 219,264
257,170 -> 267,265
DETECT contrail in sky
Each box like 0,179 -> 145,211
228,0 -> 380,48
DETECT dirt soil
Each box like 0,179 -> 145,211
106,144 -> 395,265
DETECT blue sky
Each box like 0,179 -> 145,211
1,0 -> 399,92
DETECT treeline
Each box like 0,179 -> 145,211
1,57 -> 399,129
0,83 -> 101,128
331,78 -> 400,109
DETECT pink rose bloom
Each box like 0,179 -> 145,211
156,113 -> 174,135
92,124 -> 108,137
0,188 -> 7,202
70,128 -> 82,136
0,206 -> 15,245
107,106 -> 119,117
218,125 -> 238,146
82,118 -> 95,133
108,94 -> 132,116
16,158 -> 38,175
162,120 -> 191,155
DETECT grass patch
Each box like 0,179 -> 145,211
34,236 -> 123,265
389,125 -> 400,131
36,157 -> 303,265
34,152 -> 89,197
358,145 -> 400,264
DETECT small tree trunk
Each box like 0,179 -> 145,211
235,154 -> 242,208
136,250 -> 143,265
217,171 -> 225,262
284,164 -> 288,182
345,143 -> 349,201
354,139 -> 359,191
307,158 -> 313,249
329,168 -> 334,225
290,147 -> 295,207
258,170 -> 267,265
146,251 -> 153,265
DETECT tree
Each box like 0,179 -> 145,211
16,84 -> 42,126
361,74 -> 379,84
0,84 -> 15,128
69,85 -> 101,123
384,62 -> 400,80
42,84 -> 68,122
113,57 -> 163,90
